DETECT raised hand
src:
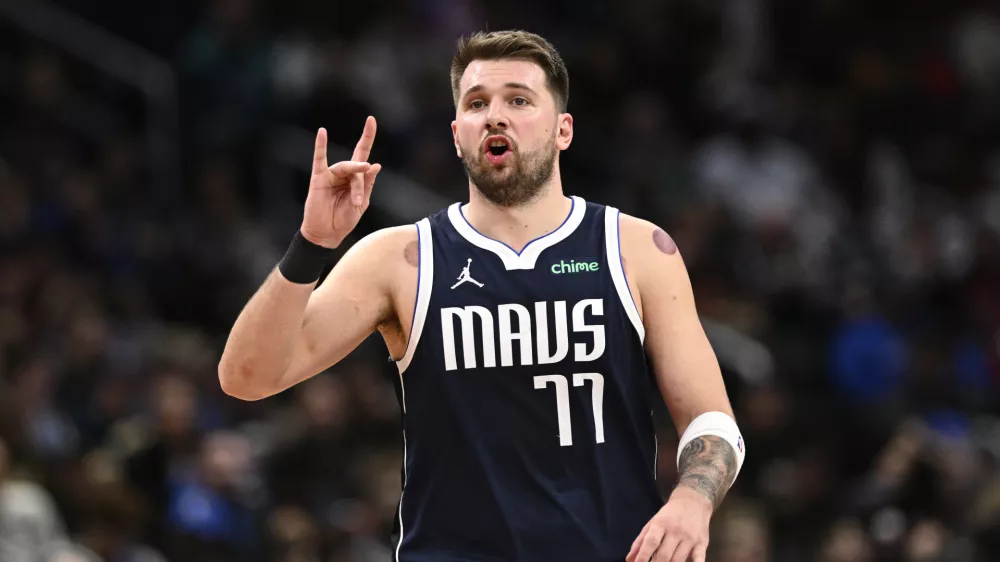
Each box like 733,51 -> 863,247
300,116 -> 382,248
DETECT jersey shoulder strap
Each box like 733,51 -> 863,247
602,205 -> 645,343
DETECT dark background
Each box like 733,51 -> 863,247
2,0 -> 1000,560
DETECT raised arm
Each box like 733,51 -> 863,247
218,117 -> 411,401
218,226 -> 414,401
621,213 -> 745,562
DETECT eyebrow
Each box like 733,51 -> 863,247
462,82 -> 539,99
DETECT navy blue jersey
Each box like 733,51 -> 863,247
392,196 -> 663,562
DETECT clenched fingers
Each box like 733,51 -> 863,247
347,162 -> 381,206
363,163 -> 382,204
329,161 -> 371,178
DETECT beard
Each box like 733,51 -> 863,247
460,135 -> 558,207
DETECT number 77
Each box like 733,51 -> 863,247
533,373 -> 605,447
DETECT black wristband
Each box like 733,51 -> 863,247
277,231 -> 336,284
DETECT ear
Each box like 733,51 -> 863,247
451,120 -> 462,158
555,113 -> 573,151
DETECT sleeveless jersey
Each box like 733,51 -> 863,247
392,196 -> 663,562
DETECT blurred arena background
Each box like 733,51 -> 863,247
2,0 -> 1000,560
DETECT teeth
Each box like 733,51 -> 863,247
489,140 -> 508,147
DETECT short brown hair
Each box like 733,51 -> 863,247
451,30 -> 570,112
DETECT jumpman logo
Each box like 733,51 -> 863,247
451,258 -> 484,289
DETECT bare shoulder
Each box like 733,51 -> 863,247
617,212 -> 681,265
343,224 -> 418,263
308,224 -> 419,356
311,224 -> 418,304
363,225 -> 420,360
331,224 -> 417,282
615,212 -> 688,298
374,224 -> 421,292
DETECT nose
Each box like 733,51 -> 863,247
485,102 -> 508,130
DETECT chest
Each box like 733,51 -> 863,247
425,245 -> 616,373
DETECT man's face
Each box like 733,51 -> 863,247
452,59 -> 573,206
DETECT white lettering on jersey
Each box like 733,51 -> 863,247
441,300 -> 605,371
536,301 -> 568,364
441,306 -> 495,371
498,304 -> 533,367
572,299 -> 605,362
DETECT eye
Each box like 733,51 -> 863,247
469,99 -> 486,109
512,97 -> 529,106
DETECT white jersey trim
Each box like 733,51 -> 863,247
447,196 -> 587,270
394,220 -> 430,561
394,428 -> 409,561
604,207 -> 645,343
397,219 -> 434,377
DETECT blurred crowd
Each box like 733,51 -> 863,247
2,0 -> 1000,560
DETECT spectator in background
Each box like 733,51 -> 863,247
39,482 -> 166,562
709,500 -> 772,562
952,2 -> 1000,128
694,94 -> 843,296
124,373 -> 202,549
818,518 -> 874,562
267,376 -> 359,518
165,430 -> 261,561
178,0 -> 274,157
264,506 -> 322,562
0,437 -> 67,562
828,282 -> 906,409
11,357 -> 80,462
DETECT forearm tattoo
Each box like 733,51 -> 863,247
676,436 -> 737,510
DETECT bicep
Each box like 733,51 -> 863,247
282,232 -> 399,387
624,218 -> 734,432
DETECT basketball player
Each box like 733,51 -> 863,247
219,30 -> 746,562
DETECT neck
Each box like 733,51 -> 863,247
463,169 -> 570,253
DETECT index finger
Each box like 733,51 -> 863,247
352,116 -> 377,162
312,127 -> 328,174
634,527 -> 664,562
626,524 -> 649,562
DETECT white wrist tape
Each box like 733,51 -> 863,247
676,411 -> 746,481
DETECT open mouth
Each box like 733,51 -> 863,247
488,144 -> 509,156
484,135 -> 512,164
